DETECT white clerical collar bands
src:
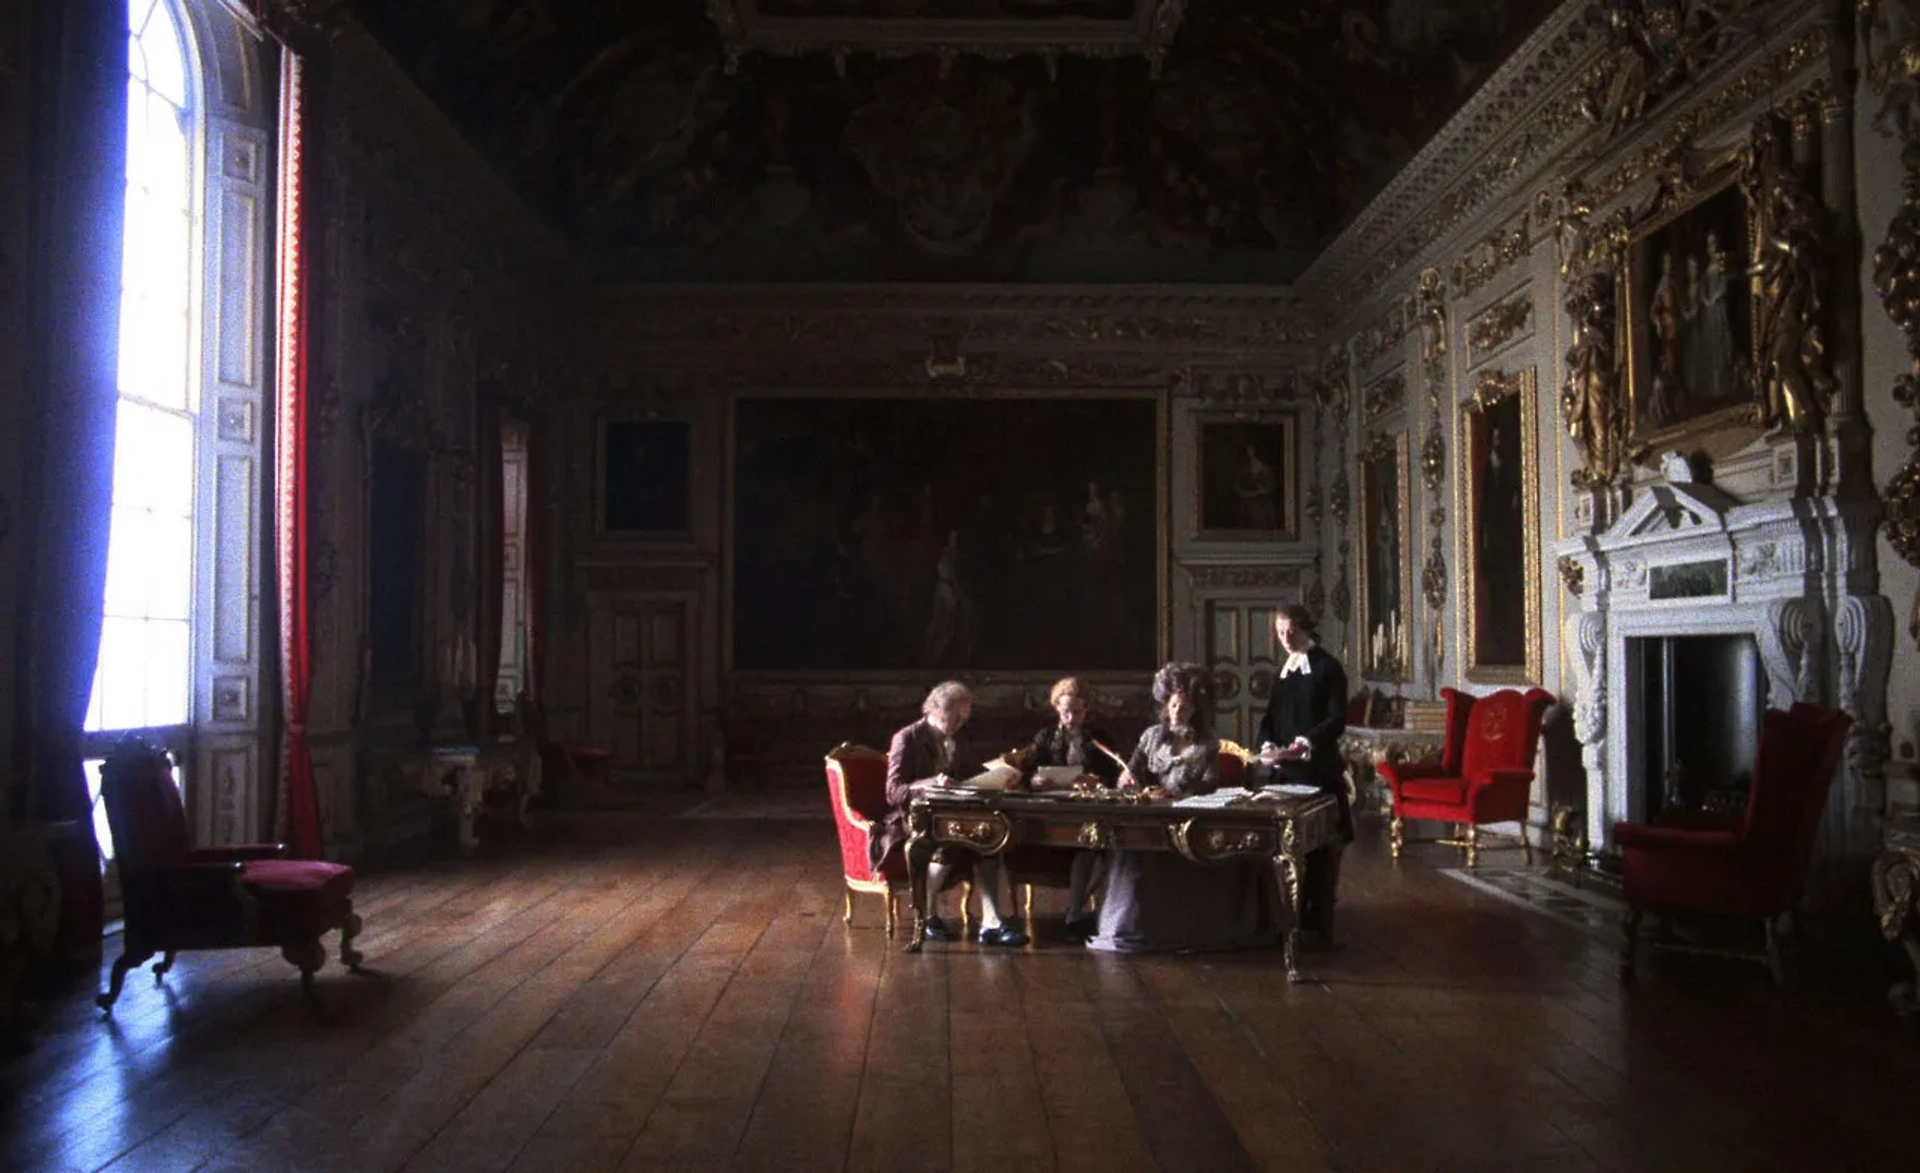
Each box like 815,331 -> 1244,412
1280,648 -> 1313,678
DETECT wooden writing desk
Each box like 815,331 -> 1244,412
904,789 -> 1343,981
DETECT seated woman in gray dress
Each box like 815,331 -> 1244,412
1025,676 -> 1121,941
1087,662 -> 1282,954
875,681 -> 1026,947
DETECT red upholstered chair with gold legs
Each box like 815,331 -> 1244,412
96,738 -> 362,1011
825,742 -> 974,936
1615,703 -> 1851,985
825,743 -> 908,936
1379,687 -> 1553,868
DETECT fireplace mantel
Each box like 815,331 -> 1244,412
1558,466 -> 1892,869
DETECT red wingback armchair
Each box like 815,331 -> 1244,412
825,743 -> 911,936
1615,703 -> 1852,984
96,739 -> 363,1011
1379,686 -> 1554,868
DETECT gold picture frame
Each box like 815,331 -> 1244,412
1619,157 -> 1765,454
1194,411 -> 1299,541
1458,368 -> 1541,685
1357,431 -> 1412,682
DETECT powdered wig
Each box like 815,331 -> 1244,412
1150,661 -> 1215,734
922,680 -> 973,718
1048,676 -> 1092,707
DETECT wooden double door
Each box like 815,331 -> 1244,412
1203,598 -> 1282,750
587,593 -> 696,786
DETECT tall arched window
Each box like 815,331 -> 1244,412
86,0 -> 276,862
90,0 -> 197,736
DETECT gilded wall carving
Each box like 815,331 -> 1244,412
1865,1 -> 1920,649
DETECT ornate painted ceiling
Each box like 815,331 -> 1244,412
352,1 -> 1563,283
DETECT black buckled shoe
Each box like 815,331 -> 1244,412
977,925 -> 1029,947
1062,915 -> 1096,943
923,916 -> 959,941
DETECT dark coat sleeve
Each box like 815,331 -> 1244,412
886,724 -> 938,810
1304,649 -> 1349,751
1255,703 -> 1278,750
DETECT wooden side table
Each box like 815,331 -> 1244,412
1338,727 -> 1444,817
368,742 -> 543,854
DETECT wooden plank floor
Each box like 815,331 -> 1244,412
4,808 -> 1917,1172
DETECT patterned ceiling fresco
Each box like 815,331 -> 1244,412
353,1 -> 1562,282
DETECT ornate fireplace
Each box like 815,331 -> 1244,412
1559,453 -> 1890,884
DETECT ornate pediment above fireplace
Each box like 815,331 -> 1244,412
702,0 -> 1190,74
1615,482 -> 1739,541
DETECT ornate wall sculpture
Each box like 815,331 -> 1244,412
1415,268 -> 1451,692
1865,0 -> 1920,642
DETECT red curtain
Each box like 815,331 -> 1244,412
16,0 -> 130,967
275,47 -> 322,859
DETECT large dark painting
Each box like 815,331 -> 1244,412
1196,414 -> 1296,540
734,397 -> 1159,670
600,420 -> 692,535
1624,180 -> 1755,447
1460,368 -> 1540,684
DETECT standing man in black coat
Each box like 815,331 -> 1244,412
1255,603 -> 1351,939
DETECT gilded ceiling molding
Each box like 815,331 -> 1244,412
1299,2 -> 1828,313
596,286 -> 1306,353
700,1 -> 1190,78
1578,25 -> 1835,212
1299,4 -> 1603,306
1180,368 -> 1306,409
1863,0 -> 1920,641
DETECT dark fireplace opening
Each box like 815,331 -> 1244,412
1631,634 -> 1764,816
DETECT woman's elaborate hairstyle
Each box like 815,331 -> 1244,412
1048,676 -> 1092,707
1276,603 -> 1319,637
1150,661 -> 1215,734
922,680 -> 972,718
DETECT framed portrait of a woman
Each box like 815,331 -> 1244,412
1195,413 -> 1298,541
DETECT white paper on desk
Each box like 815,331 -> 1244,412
1031,765 -> 1085,789
955,761 -> 1021,791
1170,788 -> 1249,809
1261,783 -> 1323,797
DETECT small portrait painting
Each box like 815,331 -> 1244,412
1460,369 -> 1540,683
1197,415 -> 1297,539
1625,181 -> 1755,445
1358,433 -> 1410,682
599,419 -> 691,536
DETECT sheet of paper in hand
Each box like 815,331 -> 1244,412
956,761 -> 1022,791
1031,765 -> 1085,789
